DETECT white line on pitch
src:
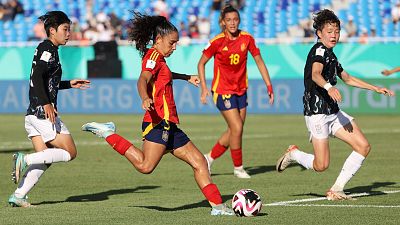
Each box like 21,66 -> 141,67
265,190 -> 400,206
268,204 -> 400,208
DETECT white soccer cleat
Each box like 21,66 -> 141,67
210,203 -> 234,216
276,145 -> 298,172
81,122 -> 116,138
326,189 -> 354,201
233,168 -> 251,179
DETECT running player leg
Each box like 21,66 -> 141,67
172,141 -> 233,215
328,120 -> 369,200
9,135 -> 62,207
220,107 -> 250,178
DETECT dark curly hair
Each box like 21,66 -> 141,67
38,11 -> 71,37
312,9 -> 340,37
128,12 -> 178,57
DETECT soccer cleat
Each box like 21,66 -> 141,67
81,122 -> 116,138
233,168 -> 251,179
12,152 -> 27,184
326,189 -> 354,201
211,203 -> 234,216
204,154 -> 212,174
8,194 -> 34,208
276,145 -> 299,172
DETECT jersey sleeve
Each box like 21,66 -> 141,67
30,46 -> 51,105
311,45 -> 326,65
202,39 -> 219,58
248,35 -> 261,57
141,50 -> 161,76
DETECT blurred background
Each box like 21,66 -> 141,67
0,0 -> 399,114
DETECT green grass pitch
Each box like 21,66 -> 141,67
1,114 -> 399,224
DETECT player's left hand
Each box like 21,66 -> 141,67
381,70 -> 392,76
70,79 -> 91,89
188,75 -> 200,87
376,87 -> 395,96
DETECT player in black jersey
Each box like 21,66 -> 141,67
276,9 -> 395,201
9,11 -> 90,207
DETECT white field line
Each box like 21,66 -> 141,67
265,190 -> 400,208
1,128 -> 399,150
0,133 -> 273,150
267,204 -> 400,208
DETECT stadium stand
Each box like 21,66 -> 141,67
1,0 -> 400,43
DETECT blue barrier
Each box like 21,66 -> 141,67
1,79 -> 398,114
0,79 -> 304,114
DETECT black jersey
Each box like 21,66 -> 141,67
303,42 -> 343,116
26,40 -> 70,119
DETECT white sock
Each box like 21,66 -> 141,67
14,164 -> 50,198
331,151 -> 365,191
234,165 -> 244,170
25,148 -> 71,165
291,149 -> 315,170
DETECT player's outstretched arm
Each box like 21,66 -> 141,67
381,66 -> 400,76
341,70 -> 395,96
171,72 -> 200,87
70,79 -> 91,89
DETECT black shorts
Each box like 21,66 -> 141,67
142,120 -> 190,151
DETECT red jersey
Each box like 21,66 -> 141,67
141,48 -> 179,124
203,31 -> 260,95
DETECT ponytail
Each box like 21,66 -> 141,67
129,12 -> 178,56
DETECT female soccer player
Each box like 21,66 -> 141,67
82,13 -> 233,216
198,5 -> 274,178
9,11 -> 90,207
276,9 -> 395,200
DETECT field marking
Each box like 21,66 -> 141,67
0,133 -> 275,150
267,204 -> 400,208
1,128 -> 399,150
265,190 -> 400,208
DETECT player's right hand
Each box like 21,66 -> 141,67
43,103 -> 57,124
142,98 -> 154,111
327,87 -> 342,102
200,89 -> 210,104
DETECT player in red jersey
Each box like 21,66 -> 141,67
82,13 -> 233,216
198,5 -> 274,178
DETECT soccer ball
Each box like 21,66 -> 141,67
231,189 -> 262,217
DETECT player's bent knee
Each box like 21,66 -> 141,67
313,162 -> 329,172
356,142 -> 371,157
137,165 -> 155,174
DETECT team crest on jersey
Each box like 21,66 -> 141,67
146,59 -> 156,69
224,99 -> 231,109
241,43 -> 246,52
222,46 -> 228,51
162,130 -> 169,142
316,46 -> 325,56
40,51 -> 52,62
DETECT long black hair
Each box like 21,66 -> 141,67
129,12 -> 178,57
219,5 -> 240,31
313,9 -> 340,37
38,11 -> 71,37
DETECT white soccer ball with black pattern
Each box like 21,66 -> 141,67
231,189 -> 262,217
